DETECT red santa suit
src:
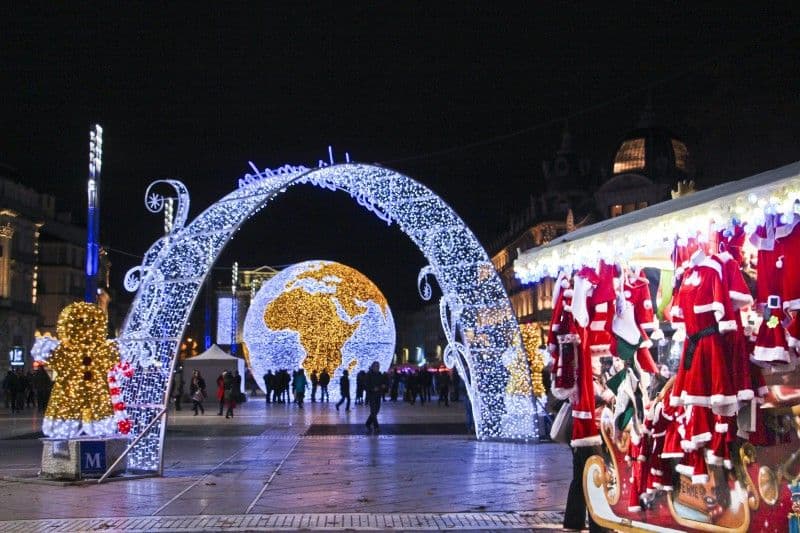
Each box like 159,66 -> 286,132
580,261 -> 618,359
645,401 -> 670,492
670,257 -> 738,417
569,267 -> 604,448
750,215 -> 793,366
712,252 -> 754,401
777,213 -> 800,311
548,275 -> 578,400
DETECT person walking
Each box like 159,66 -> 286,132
224,370 -> 236,418
319,369 -> 330,402
32,366 -> 52,414
12,369 -> 25,413
216,372 -> 225,415
264,371 -> 272,404
310,370 -> 318,402
294,369 -> 307,408
335,369 -> 351,411
172,370 -> 185,411
364,361 -> 386,434
389,369 -> 399,402
438,370 -> 451,407
190,369 -> 206,415
233,370 -> 243,405
355,370 -> 366,405
2,370 -> 13,409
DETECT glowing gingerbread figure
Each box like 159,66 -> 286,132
43,302 -> 120,438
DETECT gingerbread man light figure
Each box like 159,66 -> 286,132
42,302 -> 120,438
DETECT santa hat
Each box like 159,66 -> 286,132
714,223 -> 746,264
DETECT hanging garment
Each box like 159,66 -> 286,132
670,259 -> 738,417
750,214 -> 793,366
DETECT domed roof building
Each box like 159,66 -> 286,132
596,103 -> 695,218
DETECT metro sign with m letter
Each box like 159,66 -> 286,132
80,441 -> 106,474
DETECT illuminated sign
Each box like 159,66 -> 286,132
9,346 -> 24,367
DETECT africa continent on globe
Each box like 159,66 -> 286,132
243,260 -> 395,397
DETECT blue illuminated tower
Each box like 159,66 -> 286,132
85,124 -> 103,303
230,261 -> 238,356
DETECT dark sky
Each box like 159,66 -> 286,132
3,3 -> 799,319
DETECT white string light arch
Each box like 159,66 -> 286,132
119,163 -> 537,472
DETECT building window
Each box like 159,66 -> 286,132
672,140 -> 689,172
610,204 -> 623,218
637,201 -> 648,210
613,138 -> 646,174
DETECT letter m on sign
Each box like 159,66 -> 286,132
80,441 -> 106,474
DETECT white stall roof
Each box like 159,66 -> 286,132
515,160 -> 800,281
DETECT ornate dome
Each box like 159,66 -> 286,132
611,106 -> 693,183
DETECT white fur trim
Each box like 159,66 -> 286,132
677,391 -> 739,416
752,345 -> 792,363
589,320 -> 606,331
650,468 -> 663,476
570,435 -> 603,448
693,301 -> 725,322
661,484 -> 674,491
775,215 -> 800,239
715,423 -> 729,433
661,451 -> 684,459
737,389 -> 754,401
718,320 -> 737,333
692,474 -> 709,485
700,257 -> 723,279
729,291 -> 754,308
572,410 -> 594,420
784,297 -> 800,311
675,463 -> 694,477
628,506 -> 642,512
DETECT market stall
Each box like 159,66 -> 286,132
515,161 -> 800,532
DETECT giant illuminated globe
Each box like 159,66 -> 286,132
243,260 -> 395,399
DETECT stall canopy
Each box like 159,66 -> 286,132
515,160 -> 800,282
180,344 -> 246,394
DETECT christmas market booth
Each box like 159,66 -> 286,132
515,161 -> 800,532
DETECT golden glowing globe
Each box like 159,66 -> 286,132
243,260 -> 395,397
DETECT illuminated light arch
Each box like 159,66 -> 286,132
119,163 -> 536,472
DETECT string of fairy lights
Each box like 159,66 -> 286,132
119,162 -> 538,471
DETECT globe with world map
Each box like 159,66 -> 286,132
243,260 -> 395,398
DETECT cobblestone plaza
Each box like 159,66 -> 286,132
0,400 -> 570,531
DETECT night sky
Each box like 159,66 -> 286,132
3,4 -> 799,322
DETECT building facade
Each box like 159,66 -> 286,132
490,106 -> 696,342
0,165 -> 109,372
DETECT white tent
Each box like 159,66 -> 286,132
180,344 -> 246,396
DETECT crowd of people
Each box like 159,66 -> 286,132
171,368 -> 244,418
259,365 -> 464,408
2,366 -> 52,415
171,363 -> 468,434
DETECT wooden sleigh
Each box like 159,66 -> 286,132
584,406 -> 800,533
